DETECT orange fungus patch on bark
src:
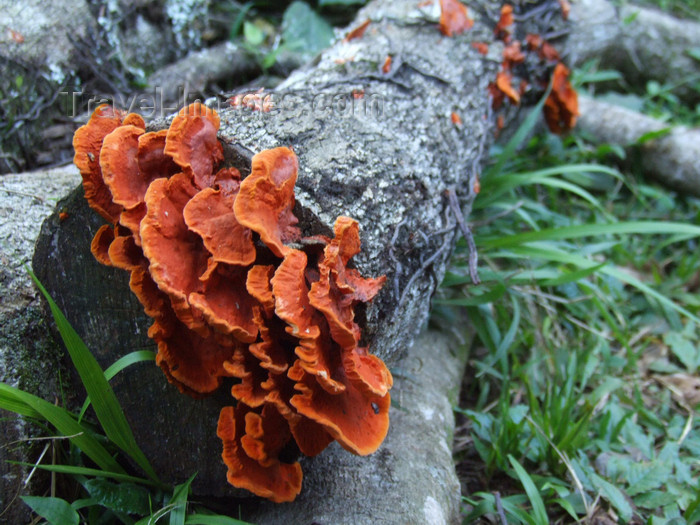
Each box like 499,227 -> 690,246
439,0 -> 473,37
544,63 -> 579,133
74,102 -> 391,503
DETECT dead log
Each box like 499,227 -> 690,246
568,0 -> 700,103
33,0 -> 500,521
21,0 -> 698,523
577,95 -> 700,196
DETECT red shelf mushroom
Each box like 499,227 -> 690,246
73,102 -> 392,503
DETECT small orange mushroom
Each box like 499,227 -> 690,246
233,147 -> 301,258
218,405 -> 302,503
152,307 -> 238,395
90,224 -> 116,266
73,105 -> 126,223
438,0 -> 473,37
381,55 -> 392,74
189,265 -> 258,342
345,19 -> 370,41
164,102 -> 223,189
472,41 -> 489,55
502,41 -> 525,66
140,173 -> 211,334
495,70 -> 521,105
544,63 -> 579,133
290,365 -> 391,456
495,4 -> 514,41
559,0 -> 571,20
183,184 -> 256,267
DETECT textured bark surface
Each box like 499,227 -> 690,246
32,0 -> 498,516
0,166 -> 82,525
578,95 -> 700,196
568,0 -> 700,102
211,0 -> 499,365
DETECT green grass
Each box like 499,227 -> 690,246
1,275 -> 251,524
448,83 -> 700,523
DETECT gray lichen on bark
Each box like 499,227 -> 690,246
211,0 -> 498,364
0,166 -> 82,524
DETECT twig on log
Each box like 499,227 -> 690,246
447,188 -> 480,285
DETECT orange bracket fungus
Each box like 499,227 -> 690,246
73,102 -> 392,503
544,63 -> 579,133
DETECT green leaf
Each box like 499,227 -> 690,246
84,478 -> 151,516
508,455 -> 549,525
228,2 -> 253,39
21,496 -> 79,525
169,473 -> 197,525
478,221 -> 700,250
29,270 -> 159,481
664,331 -> 700,372
0,388 -> 41,418
79,350 -> 156,421
476,164 -> 622,211
688,47 -> 700,62
0,382 -> 124,474
623,10 -> 639,24
577,70 -> 623,84
262,47 -> 284,69
541,262 -> 607,286
243,21 -> 265,47
282,2 -> 334,58
589,471 -> 633,522
635,127 -> 672,145
11,462 -> 164,489
494,243 -> 700,324
634,490 -> 677,509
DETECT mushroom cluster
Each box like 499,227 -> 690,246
483,3 -> 579,134
73,102 -> 392,502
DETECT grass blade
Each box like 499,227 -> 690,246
21,496 -> 79,525
11,462 -> 166,489
478,221 -> 700,249
0,383 -> 124,474
79,350 -> 156,421
0,390 -> 41,418
508,455 -> 549,525
29,270 -> 159,482
490,86 -> 551,177
170,473 -> 197,525
496,244 -> 700,323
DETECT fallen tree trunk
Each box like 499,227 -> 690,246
18,0 -> 698,523
568,0 -> 700,103
34,0 -> 500,519
577,95 -> 700,196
